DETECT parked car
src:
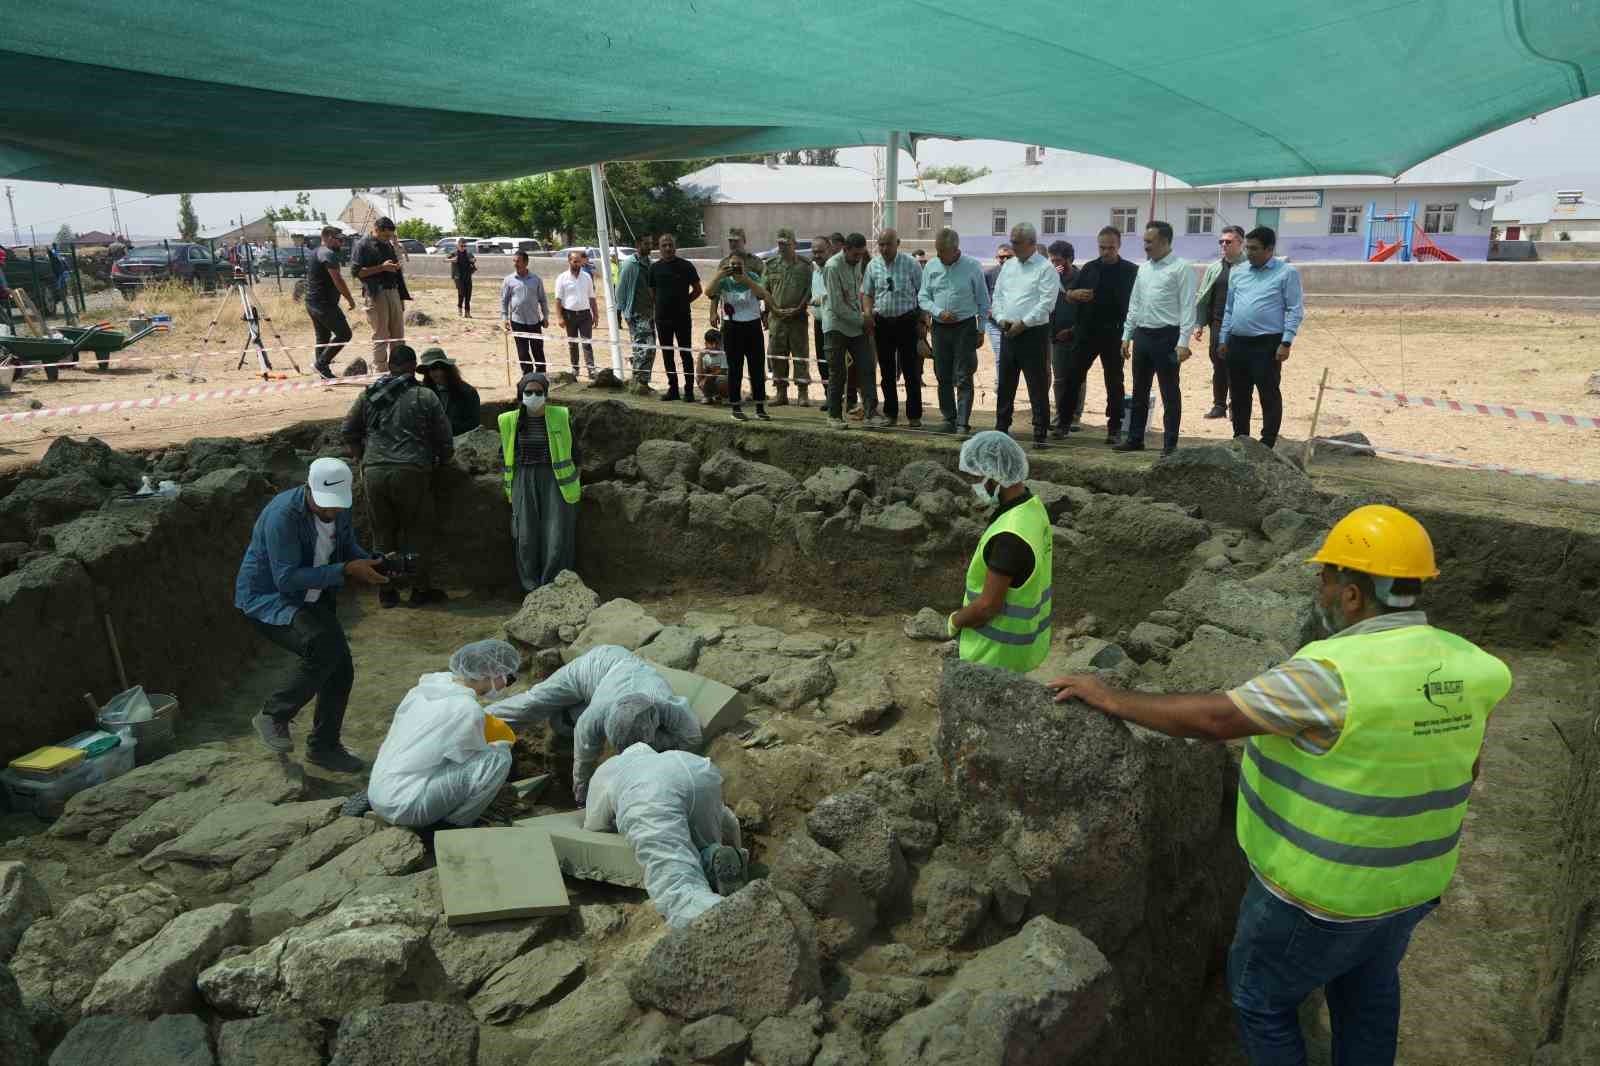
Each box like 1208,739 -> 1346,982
110,243 -> 218,299
260,245 -> 308,278
432,236 -> 471,255
0,244 -> 70,316
507,238 -> 544,255
396,238 -> 427,255
474,239 -> 512,255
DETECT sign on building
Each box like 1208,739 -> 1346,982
1247,190 -> 1324,208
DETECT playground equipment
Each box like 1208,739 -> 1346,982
1364,199 -> 1461,262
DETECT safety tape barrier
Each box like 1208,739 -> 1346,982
1314,436 -> 1600,488
1330,384 -> 1600,432
0,372 -> 384,426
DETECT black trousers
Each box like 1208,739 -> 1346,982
251,594 -> 353,749
931,317 -> 978,430
307,303 -> 352,368
724,318 -> 767,407
1228,332 -> 1286,447
455,276 -> 473,315
1061,331 -> 1125,435
813,317 -> 829,382
1207,322 -> 1229,409
996,324 -> 1051,441
511,320 -> 545,374
873,310 -> 923,421
561,308 -> 594,373
656,310 -> 695,396
1129,325 -> 1183,450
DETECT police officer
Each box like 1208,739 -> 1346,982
943,431 -> 1053,672
341,343 -> 454,608
1049,504 -> 1512,1065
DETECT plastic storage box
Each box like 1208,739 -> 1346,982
0,760 -> 99,819
61,729 -> 137,785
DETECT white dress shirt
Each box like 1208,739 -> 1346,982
990,251 -> 1059,328
1123,252 -> 1198,343
555,268 -> 595,311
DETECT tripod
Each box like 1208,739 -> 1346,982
198,267 -> 300,380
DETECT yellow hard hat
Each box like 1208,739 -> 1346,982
1307,504 -> 1440,580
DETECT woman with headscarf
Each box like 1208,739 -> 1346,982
497,371 -> 580,592
418,348 -> 481,436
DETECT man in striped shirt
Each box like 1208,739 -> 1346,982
863,229 -> 926,427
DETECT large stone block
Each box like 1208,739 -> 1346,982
504,571 -> 600,650
330,1002 -> 479,1066
653,664 -> 748,743
514,811 -> 644,888
247,826 -> 427,941
1142,436 -> 1323,531
81,903 -> 246,1018
564,600 -> 665,662
0,863 -> 50,963
138,799 -> 341,890
48,1012 -> 215,1066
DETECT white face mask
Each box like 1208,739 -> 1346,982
481,675 -> 509,702
971,480 -> 999,507
522,392 -> 546,412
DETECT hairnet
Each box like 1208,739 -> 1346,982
449,639 -> 521,682
958,430 -> 1029,486
607,693 -> 663,751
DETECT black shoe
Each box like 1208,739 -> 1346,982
1112,440 -> 1145,452
1033,436 -> 1050,449
313,361 -> 334,381
730,406 -> 749,421
253,712 -> 293,754
685,390 -> 697,403
379,587 -> 401,609
660,390 -> 680,402
1203,405 -> 1227,419
407,587 -> 448,607
305,744 -> 366,774
1106,430 -> 1121,445
938,422 -> 957,434
1050,427 -> 1069,439
340,791 -> 372,818
1162,445 -> 1177,457
755,406 -> 772,421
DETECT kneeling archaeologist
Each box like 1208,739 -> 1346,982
234,458 -> 388,773
944,430 -> 1053,672
1049,505 -> 1512,1066
499,371 -> 580,592
363,639 -> 522,828
582,742 -> 747,928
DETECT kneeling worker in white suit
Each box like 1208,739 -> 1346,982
488,644 -> 703,804
583,742 -> 748,927
366,639 -> 522,828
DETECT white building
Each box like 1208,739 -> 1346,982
339,187 -> 456,234
1493,190 -> 1600,242
948,150 -> 1517,261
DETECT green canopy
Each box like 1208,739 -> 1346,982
4,0 -> 1596,192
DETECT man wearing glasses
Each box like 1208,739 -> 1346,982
983,242 -> 1014,375
1192,225 -> 1247,420
862,228 -> 927,427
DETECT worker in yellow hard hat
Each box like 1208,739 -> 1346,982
1047,504 -> 1511,1065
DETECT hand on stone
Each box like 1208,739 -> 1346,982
1047,674 -> 1117,713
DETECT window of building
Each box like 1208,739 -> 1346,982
916,206 -> 932,232
1042,208 -> 1069,235
1185,207 -> 1215,235
1423,203 -> 1457,234
991,208 -> 1008,236
1110,208 -> 1138,234
1328,206 -> 1363,235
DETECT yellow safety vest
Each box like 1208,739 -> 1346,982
958,494 -> 1053,672
1236,625 -> 1511,917
498,405 -> 581,505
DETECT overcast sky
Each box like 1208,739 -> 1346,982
6,97 -> 1598,242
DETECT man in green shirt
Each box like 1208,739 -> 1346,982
822,233 -> 884,429
762,227 -> 814,407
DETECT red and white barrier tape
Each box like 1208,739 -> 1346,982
0,373 -> 384,425
1314,436 -> 1600,488
1331,385 -> 1600,432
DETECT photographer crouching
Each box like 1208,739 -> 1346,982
235,458 -> 388,772
342,343 -> 454,608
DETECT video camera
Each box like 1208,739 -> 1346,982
374,551 -> 421,583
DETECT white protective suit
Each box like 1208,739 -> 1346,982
583,742 -> 742,928
368,672 -> 514,828
487,645 -> 703,803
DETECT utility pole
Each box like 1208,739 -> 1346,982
108,189 -> 124,238
4,186 -> 18,245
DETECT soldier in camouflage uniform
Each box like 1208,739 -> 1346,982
761,227 -> 814,407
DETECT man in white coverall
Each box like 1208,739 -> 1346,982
487,644 -> 703,803
583,742 -> 748,927
364,639 -> 521,828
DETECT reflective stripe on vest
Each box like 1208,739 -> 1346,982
1235,625 -> 1511,917
957,493 -> 1053,672
498,406 -> 582,505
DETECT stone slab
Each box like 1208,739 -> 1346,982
513,811 -> 644,889
435,828 -> 570,928
652,665 -> 746,743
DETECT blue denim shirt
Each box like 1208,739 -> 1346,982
234,485 -> 372,626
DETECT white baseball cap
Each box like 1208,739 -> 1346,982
308,457 -> 354,509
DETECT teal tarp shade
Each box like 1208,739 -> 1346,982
3,0 -> 1597,192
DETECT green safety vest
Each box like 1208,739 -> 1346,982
958,494 -> 1053,672
498,405 -> 581,505
1236,625 -> 1512,917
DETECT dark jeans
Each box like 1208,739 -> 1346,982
873,310 -> 923,421
1061,331 -> 1126,435
996,323 -> 1050,441
307,303 -> 352,369
511,320 -> 545,374
825,331 -> 875,419
1229,332 -> 1286,447
656,310 -> 694,397
561,307 -> 594,374
931,316 -> 978,429
455,277 -> 473,315
1050,340 -> 1086,432
813,318 -> 829,382
251,595 -> 353,748
1228,877 -> 1438,1066
1208,322 -> 1229,408
365,463 -> 435,589
723,318 -> 766,408
1129,325 -> 1183,450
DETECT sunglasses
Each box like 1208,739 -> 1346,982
523,390 -> 546,398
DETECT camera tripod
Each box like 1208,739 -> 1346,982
197,267 -> 299,380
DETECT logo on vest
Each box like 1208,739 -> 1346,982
1414,663 -> 1471,737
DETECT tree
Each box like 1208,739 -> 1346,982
177,194 -> 200,240
54,223 -> 74,246
396,219 -> 444,243
456,162 -> 707,247
919,165 -> 990,185
263,191 -> 323,223
802,148 -> 839,166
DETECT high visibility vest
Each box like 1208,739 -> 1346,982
958,494 -> 1053,672
1236,625 -> 1512,917
498,406 -> 581,505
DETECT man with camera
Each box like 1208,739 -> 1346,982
234,458 -> 388,772
341,344 -> 454,608
708,227 -> 769,422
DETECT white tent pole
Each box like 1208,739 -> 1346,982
884,131 -> 900,231
590,162 -> 624,373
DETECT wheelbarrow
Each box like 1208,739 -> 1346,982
0,324 -> 108,382
58,322 -> 160,370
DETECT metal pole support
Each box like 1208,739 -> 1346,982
883,132 -> 900,232
589,163 -> 624,375
1305,367 -> 1330,471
